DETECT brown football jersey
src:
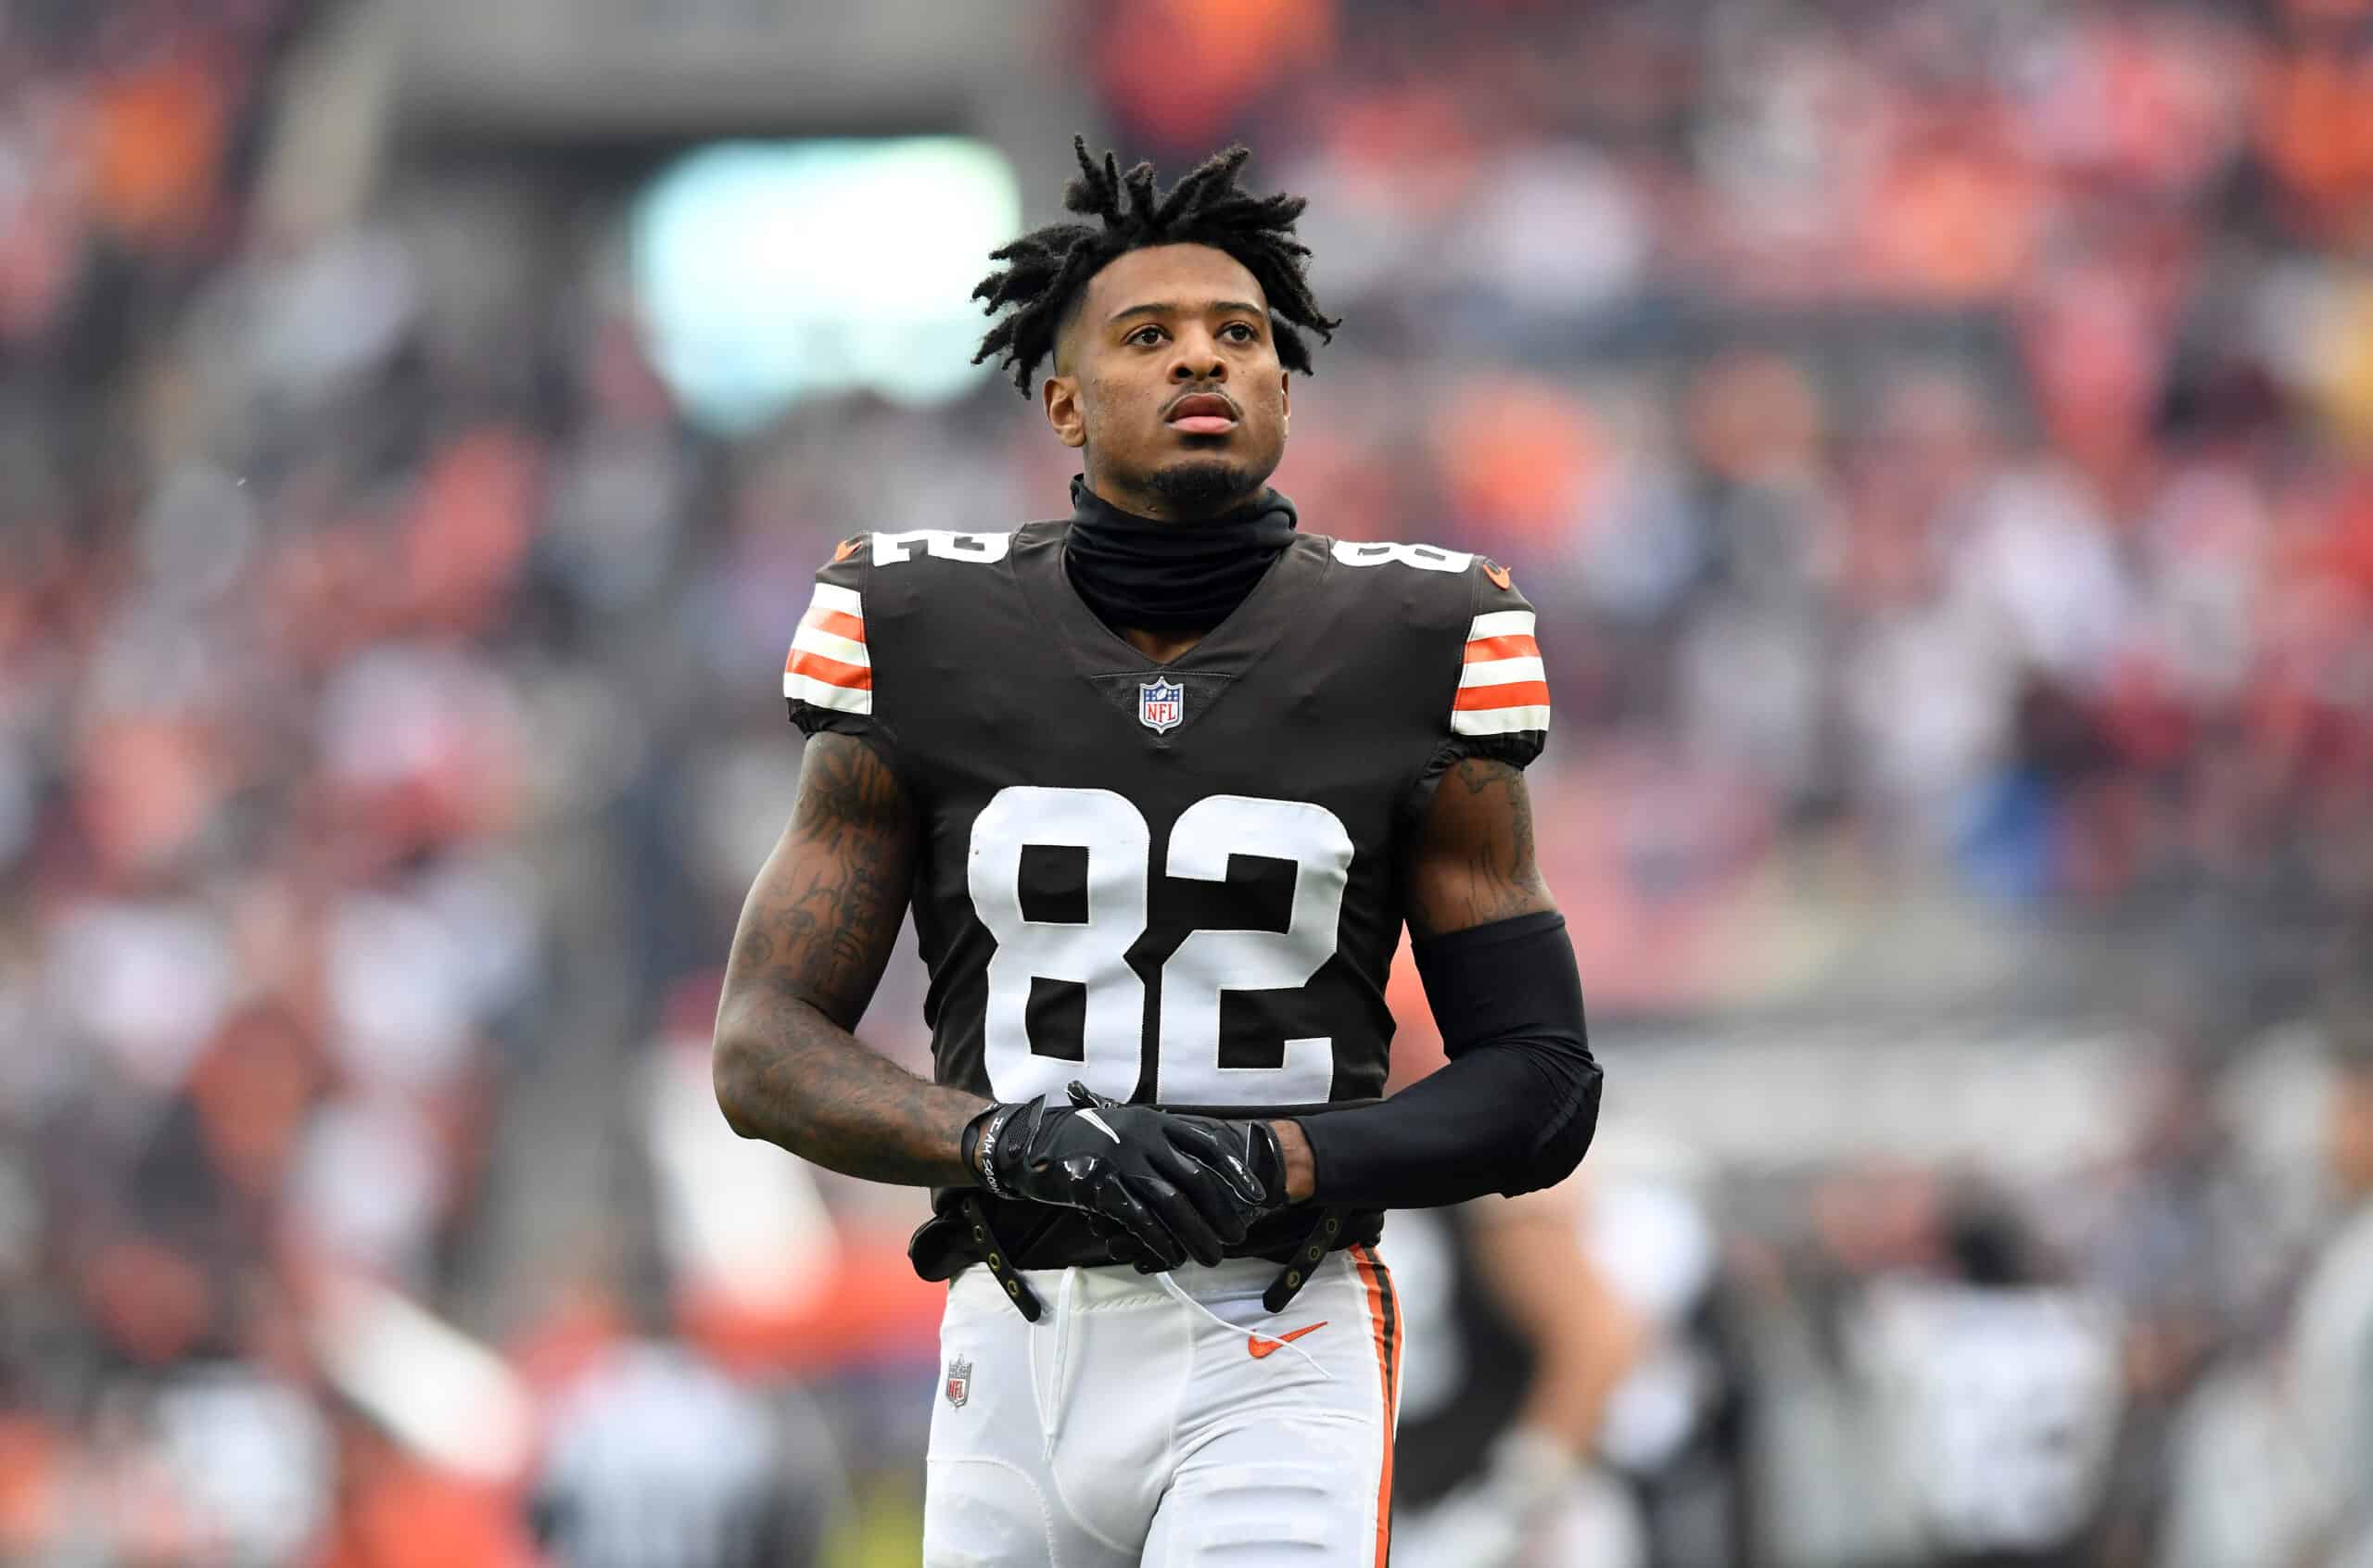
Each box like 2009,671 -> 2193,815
780,504 -> 1551,1261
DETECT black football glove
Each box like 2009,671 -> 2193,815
1061,1084 -> 1289,1273
967,1081 -> 1271,1271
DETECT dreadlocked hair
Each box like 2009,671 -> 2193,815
971,136 -> 1341,397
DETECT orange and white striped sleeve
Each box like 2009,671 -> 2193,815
1453,606 -> 1548,737
782,578 -> 870,716
1445,562 -> 1549,765
782,539 -> 887,752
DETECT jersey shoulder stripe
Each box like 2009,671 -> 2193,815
783,578 -> 871,714
1452,606 -> 1550,737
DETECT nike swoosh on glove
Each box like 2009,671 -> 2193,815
1064,1084 -> 1288,1273
970,1082 -> 1270,1271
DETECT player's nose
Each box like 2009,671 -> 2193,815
1169,335 -> 1226,383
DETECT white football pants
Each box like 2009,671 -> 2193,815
923,1246 -> 1402,1567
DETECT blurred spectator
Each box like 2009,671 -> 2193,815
2279,980 -> 2373,1563
1745,1168 -> 2125,1568
2158,971 -> 2373,1568
528,1249 -> 848,1568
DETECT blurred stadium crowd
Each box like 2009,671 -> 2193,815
2,0 -> 2371,1563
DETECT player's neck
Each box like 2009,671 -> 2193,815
1085,474 -> 1264,524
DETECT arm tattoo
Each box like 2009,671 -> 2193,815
1405,756 -> 1556,939
714,731 -> 986,1186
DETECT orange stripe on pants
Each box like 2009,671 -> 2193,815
1351,1245 -> 1399,1568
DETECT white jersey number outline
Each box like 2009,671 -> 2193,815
1329,539 -> 1471,573
873,529 -> 1011,565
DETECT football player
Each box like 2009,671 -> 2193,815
1388,1184 -> 1647,1568
713,138 -> 1603,1567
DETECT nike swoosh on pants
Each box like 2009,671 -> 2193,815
1247,1321 -> 1327,1359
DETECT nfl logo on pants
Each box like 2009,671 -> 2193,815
1138,677 -> 1184,733
945,1355 -> 971,1409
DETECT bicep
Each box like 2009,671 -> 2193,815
1404,755 -> 1556,939
722,730 -> 919,1031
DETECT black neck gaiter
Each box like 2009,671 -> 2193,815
1062,474 -> 1300,634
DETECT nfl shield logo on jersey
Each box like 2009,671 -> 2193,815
1138,677 -> 1185,733
945,1355 -> 971,1409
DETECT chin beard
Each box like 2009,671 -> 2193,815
1146,457 -> 1264,516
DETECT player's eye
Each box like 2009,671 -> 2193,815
1222,322 -> 1259,343
1127,325 -> 1165,347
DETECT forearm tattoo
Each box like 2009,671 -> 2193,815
715,731 -> 985,1185
1405,756 -> 1556,939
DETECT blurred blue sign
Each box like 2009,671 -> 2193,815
631,138 -> 1022,432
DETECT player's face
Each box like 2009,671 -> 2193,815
1043,244 -> 1290,520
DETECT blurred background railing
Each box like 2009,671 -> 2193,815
3,1 -> 2370,1563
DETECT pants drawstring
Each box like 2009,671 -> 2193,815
1039,1266 -> 1083,1461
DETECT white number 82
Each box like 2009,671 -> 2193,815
965,787 -> 1351,1106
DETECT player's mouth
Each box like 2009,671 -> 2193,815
1164,391 -> 1240,436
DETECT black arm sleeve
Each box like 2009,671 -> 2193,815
1297,912 -> 1599,1208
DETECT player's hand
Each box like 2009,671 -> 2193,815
1389,1479 -> 1528,1568
1391,1429 -> 1583,1568
1064,1085 -> 1288,1272
971,1083 -> 1270,1270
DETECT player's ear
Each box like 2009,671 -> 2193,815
1043,373 -> 1087,449
1279,371 -> 1289,436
